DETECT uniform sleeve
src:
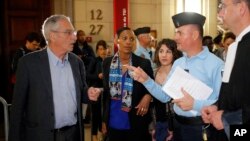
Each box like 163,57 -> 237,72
143,78 -> 171,103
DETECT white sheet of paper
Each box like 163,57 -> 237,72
162,66 -> 213,100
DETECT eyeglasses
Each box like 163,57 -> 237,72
51,30 -> 77,36
218,1 -> 241,11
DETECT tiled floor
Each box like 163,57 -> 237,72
0,122 -> 92,141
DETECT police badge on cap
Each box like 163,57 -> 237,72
172,12 -> 206,28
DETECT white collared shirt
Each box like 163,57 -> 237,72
222,25 -> 250,82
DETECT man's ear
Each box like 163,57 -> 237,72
192,30 -> 199,41
49,32 -> 56,42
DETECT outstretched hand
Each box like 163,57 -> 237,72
125,65 -> 149,83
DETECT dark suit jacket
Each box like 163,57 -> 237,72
9,48 -> 88,141
218,32 -> 250,124
102,54 -> 154,141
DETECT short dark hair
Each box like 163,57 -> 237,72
154,38 -> 183,67
116,27 -> 131,38
25,32 -> 41,43
96,40 -> 107,52
223,32 -> 236,42
213,33 -> 223,44
202,36 -> 213,45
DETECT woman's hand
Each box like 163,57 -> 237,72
135,94 -> 152,116
166,130 -> 173,141
98,73 -> 103,79
101,122 -> 107,135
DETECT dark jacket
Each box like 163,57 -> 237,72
218,32 -> 250,124
86,56 -> 103,87
72,41 -> 95,69
9,48 -> 89,141
12,45 -> 33,73
102,54 -> 154,141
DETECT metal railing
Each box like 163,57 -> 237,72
0,96 -> 11,141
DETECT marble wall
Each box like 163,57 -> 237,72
54,0 -> 218,51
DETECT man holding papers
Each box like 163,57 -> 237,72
126,12 -> 224,141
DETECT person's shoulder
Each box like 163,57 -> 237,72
173,56 -> 185,64
103,56 -> 113,64
132,53 -> 146,61
17,48 -> 45,64
132,53 -> 152,67
102,56 -> 113,71
240,32 -> 250,44
204,52 -> 224,71
23,48 -> 44,57
133,46 -> 142,55
208,52 -> 224,64
68,52 -> 82,61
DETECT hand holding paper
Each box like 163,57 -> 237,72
172,88 -> 194,111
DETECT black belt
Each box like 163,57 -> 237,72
54,124 -> 76,132
175,114 -> 204,125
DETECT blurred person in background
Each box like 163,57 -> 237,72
215,32 -> 236,61
87,40 -> 108,141
202,35 -> 214,52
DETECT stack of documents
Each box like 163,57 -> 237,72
162,66 -> 213,100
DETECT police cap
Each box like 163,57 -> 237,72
134,27 -> 151,36
172,12 -> 206,28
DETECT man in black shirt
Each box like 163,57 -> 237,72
72,30 -> 95,70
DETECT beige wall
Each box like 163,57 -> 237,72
54,0 -> 218,51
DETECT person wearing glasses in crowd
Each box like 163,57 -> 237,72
202,0 -> 250,140
101,27 -> 154,141
8,14 -> 101,141
126,12 -> 224,141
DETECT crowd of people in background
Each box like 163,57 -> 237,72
8,0 -> 250,141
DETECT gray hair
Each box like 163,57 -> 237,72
41,15 -> 71,42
